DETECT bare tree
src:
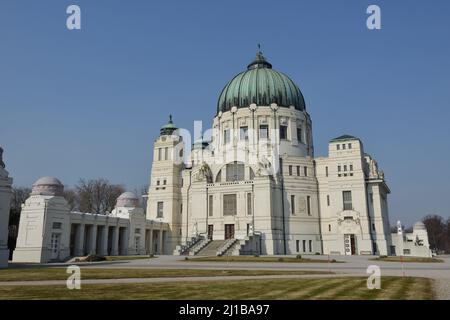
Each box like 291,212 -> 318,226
63,189 -> 78,211
133,185 -> 149,211
422,215 -> 447,253
76,178 -> 124,214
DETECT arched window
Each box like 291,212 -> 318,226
226,161 -> 245,182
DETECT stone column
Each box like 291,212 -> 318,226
148,228 -> 154,255
158,227 -> 164,255
99,225 -> 109,256
89,225 -> 97,255
74,224 -> 85,256
111,226 -> 119,256
121,227 -> 130,255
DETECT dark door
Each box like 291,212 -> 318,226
350,234 -> 356,255
225,224 -> 235,240
208,225 -> 214,239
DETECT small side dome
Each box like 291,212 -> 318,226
413,221 -> 426,230
116,191 -> 140,208
160,114 -> 178,136
31,176 -> 64,196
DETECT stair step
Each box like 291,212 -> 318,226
196,240 -> 228,256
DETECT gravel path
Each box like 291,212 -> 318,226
434,278 -> 450,300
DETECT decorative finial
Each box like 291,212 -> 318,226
169,114 -> 173,123
257,43 -> 261,52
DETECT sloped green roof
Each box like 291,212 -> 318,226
330,134 -> 359,142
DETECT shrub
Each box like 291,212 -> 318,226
278,257 -> 284,262
184,257 -> 189,260
296,254 -> 302,259
253,254 -> 260,258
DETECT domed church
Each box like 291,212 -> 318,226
11,51 -> 433,265
147,50 -> 394,256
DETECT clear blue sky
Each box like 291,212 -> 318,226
1,0 -> 449,226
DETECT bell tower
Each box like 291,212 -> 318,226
146,115 -> 184,253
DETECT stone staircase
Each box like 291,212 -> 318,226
217,239 -> 239,256
196,240 -> 228,256
173,235 -> 205,255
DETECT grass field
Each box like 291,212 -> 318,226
371,256 -> 443,263
0,268 -> 331,282
185,256 -> 342,263
0,277 -> 434,300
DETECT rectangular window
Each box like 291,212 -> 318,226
156,180 -> 160,186
307,196 -> 311,215
223,129 -> 230,144
350,164 -> 353,171
338,165 -> 341,172
52,222 -> 62,229
348,143 -> 352,149
208,195 -> 213,217
325,166 -> 328,177
279,125 -> 288,140
302,240 -> 306,252
342,144 -> 346,150
157,201 -> 164,218
343,191 -> 352,210
337,144 -> 340,150
239,126 -> 248,141
288,165 -> 293,175
343,165 -> 347,172
304,166 -> 308,177
328,224 -> 331,232
296,240 -> 300,253
135,228 -> 141,234
259,124 -> 269,139
291,195 -> 295,215
297,128 -> 302,143
309,240 -> 313,253
327,195 -> 330,206
180,203 -> 183,214
223,194 -> 237,216
372,223 -> 376,231
297,166 -> 300,176
247,193 -> 252,215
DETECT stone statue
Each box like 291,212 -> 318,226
194,162 -> 212,183
397,220 -> 402,234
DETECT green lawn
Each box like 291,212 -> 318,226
0,277 -> 434,300
185,256 -> 343,263
371,256 -> 444,263
0,268 -> 331,282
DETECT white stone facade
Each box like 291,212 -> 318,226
0,148 -> 13,268
13,179 -> 169,263
390,221 -> 433,257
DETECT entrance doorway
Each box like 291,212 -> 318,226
344,234 -> 357,255
225,224 -> 235,240
50,233 -> 61,260
208,225 -> 214,239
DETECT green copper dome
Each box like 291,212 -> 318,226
217,50 -> 306,114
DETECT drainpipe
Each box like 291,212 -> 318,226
185,171 -> 192,243
278,156 -> 287,255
